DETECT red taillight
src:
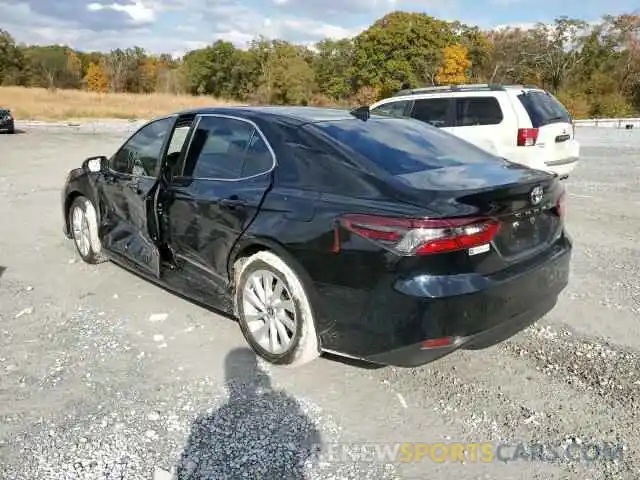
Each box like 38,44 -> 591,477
421,337 -> 455,349
337,214 -> 501,256
517,128 -> 539,146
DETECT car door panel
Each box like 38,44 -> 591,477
97,116 -> 175,277
98,173 -> 161,274
162,115 -> 275,287
167,177 -> 270,279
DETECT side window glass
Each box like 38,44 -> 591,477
241,134 -> 274,177
165,124 -> 192,177
110,117 -> 173,177
372,101 -> 409,117
186,116 -> 255,179
167,125 -> 191,156
410,99 -> 451,127
456,97 -> 503,126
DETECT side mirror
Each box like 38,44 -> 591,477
83,155 -> 108,173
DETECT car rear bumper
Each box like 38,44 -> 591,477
316,235 -> 572,368
0,119 -> 14,131
544,156 -> 578,178
504,141 -> 579,178
365,296 -> 557,367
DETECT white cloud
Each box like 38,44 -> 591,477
86,1 -> 157,24
0,0 -> 455,53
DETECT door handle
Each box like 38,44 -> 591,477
219,196 -> 246,208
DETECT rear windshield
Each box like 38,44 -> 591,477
313,117 -> 504,185
517,91 -> 571,128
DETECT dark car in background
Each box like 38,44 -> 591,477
61,106 -> 571,368
0,108 -> 15,133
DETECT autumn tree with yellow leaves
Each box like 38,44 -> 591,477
435,44 -> 472,85
84,62 -> 109,93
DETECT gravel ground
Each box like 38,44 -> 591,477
0,124 -> 638,480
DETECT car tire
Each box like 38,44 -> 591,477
68,196 -> 107,264
234,250 -> 320,367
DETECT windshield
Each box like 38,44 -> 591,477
517,91 -> 571,128
313,117 -> 506,185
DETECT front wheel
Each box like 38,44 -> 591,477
234,251 -> 320,367
68,196 -> 107,264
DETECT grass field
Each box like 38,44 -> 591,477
0,86 -> 240,121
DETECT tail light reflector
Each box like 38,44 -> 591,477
517,128 -> 539,146
336,214 -> 501,256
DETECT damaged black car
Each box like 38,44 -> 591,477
0,108 -> 15,133
61,106 -> 572,368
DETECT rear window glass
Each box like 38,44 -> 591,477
517,91 -> 571,127
313,117 -> 504,186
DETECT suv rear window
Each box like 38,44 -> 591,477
313,117 -> 503,187
517,91 -> 571,128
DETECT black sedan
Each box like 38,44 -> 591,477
61,106 -> 571,368
0,108 -> 15,133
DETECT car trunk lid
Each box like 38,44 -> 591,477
391,162 -> 564,264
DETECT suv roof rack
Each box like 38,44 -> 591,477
392,84 -> 539,97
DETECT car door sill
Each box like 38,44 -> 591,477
174,253 -> 228,284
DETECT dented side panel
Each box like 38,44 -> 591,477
162,173 -> 272,286
97,173 -> 161,276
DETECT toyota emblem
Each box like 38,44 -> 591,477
530,185 -> 544,205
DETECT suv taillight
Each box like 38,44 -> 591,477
334,214 -> 501,256
517,128 -> 539,146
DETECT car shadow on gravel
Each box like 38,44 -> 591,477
174,347 -> 323,479
0,265 -> 5,280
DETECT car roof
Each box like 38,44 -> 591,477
173,105 -> 356,124
374,84 -> 545,105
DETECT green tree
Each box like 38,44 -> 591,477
313,38 -> 354,100
351,11 -> 458,97
0,29 -> 24,85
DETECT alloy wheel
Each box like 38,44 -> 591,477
71,206 -> 91,257
242,269 -> 298,355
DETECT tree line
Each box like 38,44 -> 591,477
1,11 -> 639,117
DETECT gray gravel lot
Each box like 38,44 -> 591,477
0,124 -> 638,479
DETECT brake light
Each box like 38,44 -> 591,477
517,128 -> 539,146
421,337 -> 455,349
336,214 -> 501,256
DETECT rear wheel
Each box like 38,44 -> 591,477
68,196 -> 107,264
234,251 -> 320,367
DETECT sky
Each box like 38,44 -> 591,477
0,0 -> 637,56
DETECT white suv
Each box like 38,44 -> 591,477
369,84 -> 579,179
